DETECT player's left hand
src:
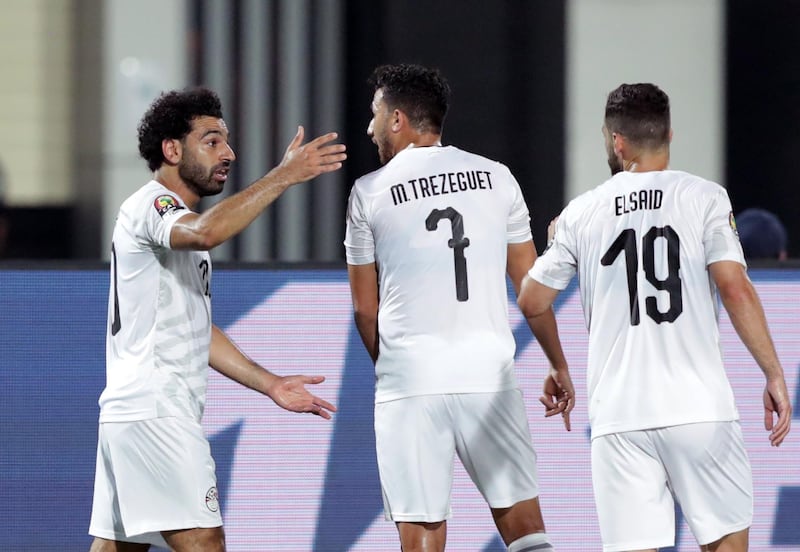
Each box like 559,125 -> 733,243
764,377 -> 792,447
267,375 -> 337,419
540,368 -> 575,431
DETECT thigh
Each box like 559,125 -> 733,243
375,396 -> 455,522
453,390 -> 540,509
591,431 -> 675,552
655,421 -> 753,546
89,537 -> 151,552
396,521 -> 447,552
92,418 -> 223,545
163,526 -> 225,552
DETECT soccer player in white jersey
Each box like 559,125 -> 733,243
518,83 -> 792,552
345,63 -> 574,552
88,87 -> 346,552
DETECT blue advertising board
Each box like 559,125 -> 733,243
1,267 -> 798,550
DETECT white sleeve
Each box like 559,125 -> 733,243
343,184 -> 375,265
506,169 -> 533,244
528,205 -> 577,290
704,187 -> 746,267
140,192 -> 192,249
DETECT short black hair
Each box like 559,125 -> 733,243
605,83 -> 670,150
369,63 -> 451,134
137,87 -> 224,172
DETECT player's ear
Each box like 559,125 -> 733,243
162,138 -> 182,165
391,109 -> 404,133
612,133 -> 625,156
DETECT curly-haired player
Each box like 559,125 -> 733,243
345,63 -> 572,552
88,87 -> 346,552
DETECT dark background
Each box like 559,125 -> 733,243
1,0 -> 797,260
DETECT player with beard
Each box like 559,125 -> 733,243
345,63 -> 572,552
88,87 -> 346,552
518,83 -> 791,551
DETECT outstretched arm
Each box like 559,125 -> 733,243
509,241 -> 574,430
709,260 -> 791,446
171,127 -> 347,250
208,324 -> 336,419
347,262 -> 380,363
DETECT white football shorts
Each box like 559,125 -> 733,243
375,390 -> 540,522
89,416 -> 223,546
592,421 -> 753,551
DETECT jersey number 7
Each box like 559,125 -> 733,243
426,207 -> 471,302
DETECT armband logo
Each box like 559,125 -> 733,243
154,194 -> 185,217
729,211 -> 739,238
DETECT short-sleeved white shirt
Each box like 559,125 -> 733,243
344,145 -> 532,403
529,170 -> 745,438
99,180 -> 212,422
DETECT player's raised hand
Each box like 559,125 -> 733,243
277,126 -> 347,184
764,377 -> 791,447
266,374 -> 337,420
540,367 -> 575,431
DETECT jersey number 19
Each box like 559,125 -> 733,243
601,226 -> 683,326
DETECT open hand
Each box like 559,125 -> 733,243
267,374 -> 337,420
278,126 -> 347,184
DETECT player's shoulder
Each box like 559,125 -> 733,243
445,146 -> 513,173
120,181 -> 186,218
563,179 -> 611,215
662,170 -> 728,200
352,145 -> 512,190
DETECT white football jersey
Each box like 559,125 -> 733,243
530,170 -> 745,438
345,145 -> 533,403
99,180 -> 212,423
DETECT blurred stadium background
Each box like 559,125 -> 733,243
1,1 -> 798,551
0,0 -> 798,261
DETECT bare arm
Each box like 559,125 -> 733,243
347,262 -> 380,363
209,324 -> 336,419
509,241 -> 574,430
171,127 -> 347,250
709,260 -> 791,446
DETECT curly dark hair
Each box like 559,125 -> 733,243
369,64 -> 451,134
137,87 -> 224,172
605,83 -> 671,150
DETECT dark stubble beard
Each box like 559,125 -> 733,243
178,151 -> 226,197
607,145 -> 623,176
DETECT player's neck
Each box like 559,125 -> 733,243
153,170 -> 200,209
624,151 -> 669,173
399,132 -> 442,151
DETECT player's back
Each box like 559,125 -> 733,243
563,170 -> 743,435
346,145 -> 532,402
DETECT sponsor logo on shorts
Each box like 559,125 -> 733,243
153,194 -> 185,217
205,486 -> 220,512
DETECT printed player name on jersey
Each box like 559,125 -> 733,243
390,170 -> 494,206
614,189 -> 663,216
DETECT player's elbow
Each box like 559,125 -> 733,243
717,278 -> 758,310
518,273 -> 562,319
518,295 -> 545,318
353,307 -> 377,326
517,277 -> 549,318
171,220 -> 226,251
191,233 -> 219,251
